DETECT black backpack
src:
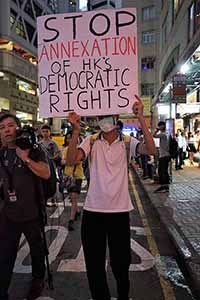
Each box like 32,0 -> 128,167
169,136 -> 178,159
30,145 -> 57,201
42,156 -> 57,200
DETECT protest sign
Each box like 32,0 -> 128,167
37,8 -> 138,117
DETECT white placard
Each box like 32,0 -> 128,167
37,8 -> 138,117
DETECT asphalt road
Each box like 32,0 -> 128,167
9,169 -> 197,300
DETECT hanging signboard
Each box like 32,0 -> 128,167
37,8 -> 138,117
172,74 -> 186,103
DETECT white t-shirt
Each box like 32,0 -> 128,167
79,134 -> 139,213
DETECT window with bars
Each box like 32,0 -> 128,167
24,1 -> 35,19
24,21 -> 35,42
141,30 -> 156,44
141,57 -> 155,71
141,83 -> 155,96
10,9 -> 17,28
48,0 -> 58,12
15,17 -> 26,39
142,6 -> 156,21
33,2 -> 43,17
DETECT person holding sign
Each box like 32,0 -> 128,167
65,95 -> 155,300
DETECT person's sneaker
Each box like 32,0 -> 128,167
74,211 -> 81,221
68,220 -> 74,231
27,278 -> 44,300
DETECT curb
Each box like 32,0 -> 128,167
131,166 -> 200,299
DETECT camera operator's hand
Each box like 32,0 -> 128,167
16,147 -> 30,162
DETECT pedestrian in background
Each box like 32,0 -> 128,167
0,113 -> 50,300
187,132 -> 197,165
39,124 -> 61,206
153,121 -> 170,193
62,131 -> 83,231
175,129 -> 184,170
65,96 -> 155,300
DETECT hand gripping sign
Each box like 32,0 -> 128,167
37,8 -> 138,117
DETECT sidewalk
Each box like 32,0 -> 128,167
132,162 -> 200,298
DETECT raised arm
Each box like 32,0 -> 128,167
133,95 -> 156,155
65,112 -> 84,166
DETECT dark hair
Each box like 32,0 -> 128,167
0,113 -> 21,127
41,124 -> 51,130
63,131 -> 73,146
116,120 -> 124,130
158,121 -> 165,127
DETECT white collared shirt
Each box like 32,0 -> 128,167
79,135 -> 139,213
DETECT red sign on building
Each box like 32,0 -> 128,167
172,74 -> 186,103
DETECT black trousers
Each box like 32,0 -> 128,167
158,156 -> 170,185
175,148 -> 183,169
0,214 -> 45,298
81,210 -> 131,300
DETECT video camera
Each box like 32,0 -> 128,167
16,125 -> 38,150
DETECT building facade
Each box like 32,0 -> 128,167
0,0 -> 68,127
153,0 -> 200,134
87,0 -> 122,10
116,0 -> 161,130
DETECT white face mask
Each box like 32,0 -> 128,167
98,117 -> 116,133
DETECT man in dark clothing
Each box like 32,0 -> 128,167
153,121 -> 170,193
0,113 -> 50,300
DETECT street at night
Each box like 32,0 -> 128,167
9,168 -> 197,300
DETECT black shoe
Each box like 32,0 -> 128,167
68,220 -> 74,231
27,278 -> 44,300
154,186 -> 169,193
74,211 -> 81,221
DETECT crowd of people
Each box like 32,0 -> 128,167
134,121 -> 200,193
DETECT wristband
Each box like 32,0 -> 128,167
24,158 -> 31,165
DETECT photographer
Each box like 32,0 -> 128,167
0,113 -> 50,300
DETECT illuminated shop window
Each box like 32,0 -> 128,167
16,79 -> 36,95
16,17 -> 26,39
10,9 -> 17,28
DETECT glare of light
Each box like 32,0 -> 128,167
0,71 -> 4,77
163,83 -> 172,93
79,0 -> 87,10
180,63 -> 190,74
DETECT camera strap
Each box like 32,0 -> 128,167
0,149 -> 18,192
